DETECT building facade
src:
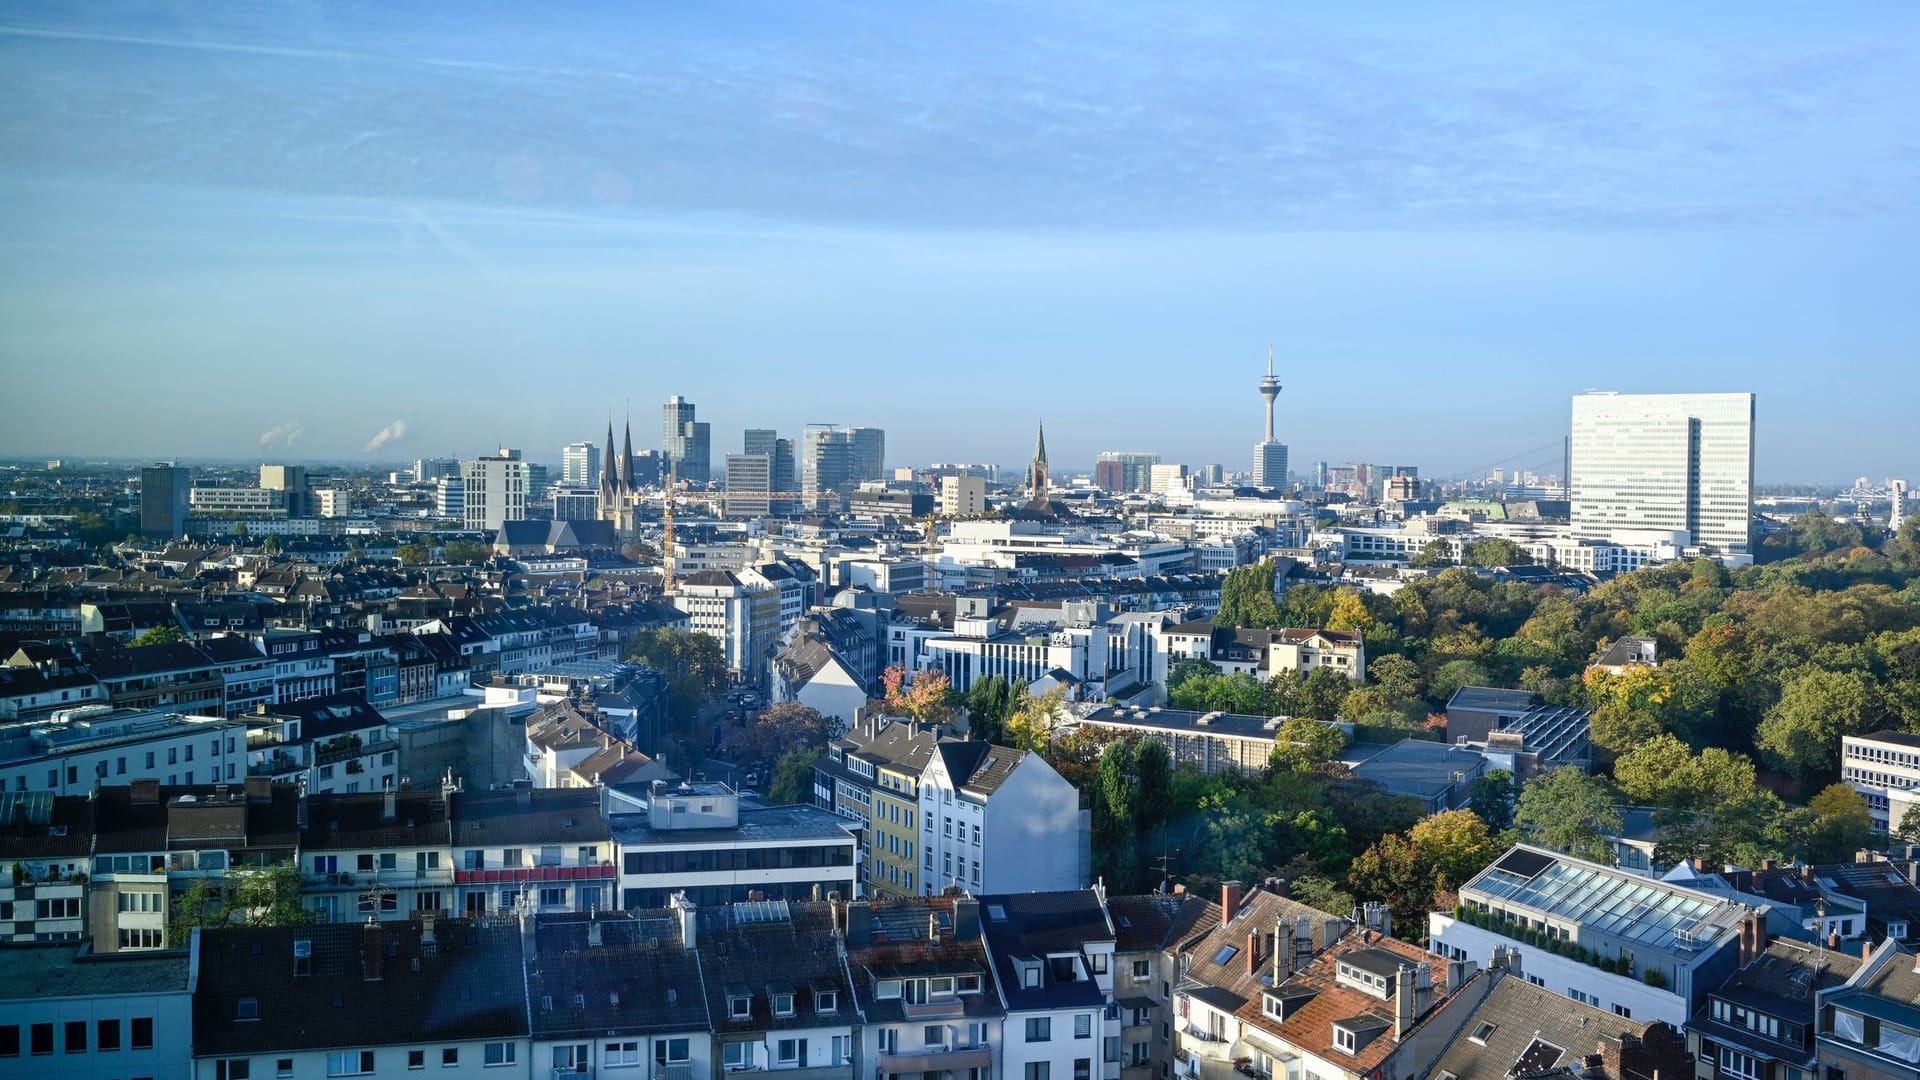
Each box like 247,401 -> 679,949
1570,391 -> 1756,557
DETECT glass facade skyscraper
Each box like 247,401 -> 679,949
1570,391 -> 1755,556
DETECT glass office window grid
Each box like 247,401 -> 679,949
1471,859 -> 1741,956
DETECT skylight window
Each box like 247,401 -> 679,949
1213,945 -> 1239,965
1470,1022 -> 1496,1044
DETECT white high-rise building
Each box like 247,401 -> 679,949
801,425 -> 886,499
462,448 -> 530,533
561,441 -> 600,488
1570,391 -> 1755,556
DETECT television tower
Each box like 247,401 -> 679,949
1259,344 -> 1282,442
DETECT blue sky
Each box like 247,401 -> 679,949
0,2 -> 1916,481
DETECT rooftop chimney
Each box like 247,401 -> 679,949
1247,930 -> 1261,976
131,778 -> 160,805
931,912 -> 943,942
953,896 -> 982,942
244,776 -> 271,804
362,921 -> 385,981
1393,964 -> 1416,1041
588,919 -> 603,948
382,788 -> 397,823
847,900 -> 873,946
1223,880 -> 1245,926
671,891 -> 697,951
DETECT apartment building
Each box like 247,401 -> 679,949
610,780 -> 856,910
247,692 -> 399,796
698,897 -> 857,1076
526,905 -> 712,1080
981,890 -> 1119,1080
1842,730 -> 1920,830
450,786 -> 615,918
299,787 -> 455,925
815,717 -> 949,898
1688,933 -> 1860,1080
1819,941 -> 1920,1080
1106,893 -> 1208,1080
0,708 -> 249,795
1072,706 -> 1300,777
190,920 -> 531,1080
846,894 -> 1005,1080
673,570 -> 783,686
919,742 -> 1088,896
0,945 -> 193,1080
1151,623 -> 1365,685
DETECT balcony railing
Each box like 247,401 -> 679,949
655,1065 -> 693,1080
307,867 -> 456,890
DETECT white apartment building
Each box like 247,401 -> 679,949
1571,391 -> 1756,558
942,475 -> 988,517
983,891 -> 1120,1080
672,570 -> 782,685
188,487 -> 286,517
1841,730 -> 1920,829
0,945 -> 194,1080
462,447 -> 530,533
918,742 -> 1089,896
609,781 -> 856,910
0,710 -> 248,794
434,476 -> 464,519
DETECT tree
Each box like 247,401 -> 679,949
231,520 -> 248,537
1095,742 -> 1138,890
1409,809 -> 1504,889
1897,804 -> 1920,846
628,628 -> 730,762
1426,659 -> 1492,707
1756,669 -> 1882,780
623,539 -> 658,564
1167,657 -> 1220,694
1410,538 -> 1453,568
766,746 -> 824,805
1216,560 -> 1284,628
1464,538 -> 1534,568
1653,791 -> 1797,870
724,703 -> 832,764
1347,833 -> 1432,937
879,667 -> 958,727
965,675 -> 1018,744
225,862 -> 315,927
1803,783 -> 1876,863
131,625 -> 186,647
1514,767 -> 1622,863
1269,716 -> 1344,772
1327,590 -> 1374,632
1295,666 -> 1354,723
1005,685 -> 1069,751
262,533 -> 282,554
440,539 -> 491,565
1467,770 -> 1516,831
396,543 -> 429,565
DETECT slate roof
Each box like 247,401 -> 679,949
847,896 -> 1003,1025
981,890 -> 1113,1012
1106,892 -> 1207,954
528,912 -> 712,1038
193,920 -> 529,1055
89,641 -> 220,680
451,787 -> 610,847
935,741 -> 1028,798
1690,939 -> 1857,1066
1810,861 -> 1920,937
303,790 -> 455,851
1431,974 -> 1680,1080
262,692 -> 389,743
92,782 -> 301,855
699,900 -> 853,1037
0,791 -> 93,861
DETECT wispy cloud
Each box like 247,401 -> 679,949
258,423 -> 302,448
361,420 -> 407,453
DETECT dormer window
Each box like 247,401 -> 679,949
877,979 -> 902,1000
773,992 -> 795,1018
1334,1026 -> 1356,1055
957,974 -> 982,994
815,989 -> 837,1014
730,994 -> 752,1019
237,997 -> 260,1021
293,940 -> 312,977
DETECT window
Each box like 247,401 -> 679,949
1721,1049 -> 1762,1080
1469,1022 -> 1496,1045
540,886 -> 567,908
295,939 -> 313,976
773,992 -> 795,1017
655,1039 -> 690,1064
1090,952 -> 1108,975
1334,1028 -> 1356,1054
777,1039 -> 802,1064
730,994 -> 751,1018
464,851 -> 483,870
1076,1014 -> 1092,1038
442,1048 -> 459,1067
1132,959 -> 1151,979
131,1018 -> 153,1050
606,1041 -> 641,1068
65,1020 -> 86,1053
833,1035 -> 851,1064
219,1061 -> 253,1080
1612,1005 -> 1633,1019
1212,945 -> 1239,965
1026,1064 -> 1051,1080
926,1025 -> 948,1047
724,1042 -> 755,1069
1026,1017 -> 1052,1042
484,1043 -> 516,1067
409,1051 -> 426,1070
816,989 -> 837,1013
503,848 -> 522,867
877,1029 -> 897,1054
278,1060 -> 294,1078
1075,1059 -> 1091,1080
97,1020 -> 119,1051
238,997 -> 261,1020
328,1051 -> 375,1076
1569,989 -> 1596,1006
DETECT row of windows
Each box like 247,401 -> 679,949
0,1017 -> 154,1056
624,845 -> 852,874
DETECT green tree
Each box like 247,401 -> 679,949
396,543 -> 429,565
1167,656 -> 1220,694
1295,666 -> 1354,723
1756,669 -> 1882,780
1409,809 -> 1504,889
1094,742 -> 1139,890
226,862 -> 315,927
1897,803 -> 1920,846
1270,716 -> 1345,772
1291,875 -> 1356,915
627,628 -> 730,764
1347,833 -> 1432,937
1463,538 -> 1534,568
1803,783 -> 1876,863
1514,767 -> 1622,863
766,746 -> 824,805
1004,685 -> 1069,751
1653,791 -> 1796,871
131,625 -> 186,647
440,539 -> 491,565
1216,560 -> 1284,628
965,675 -> 1018,744
1327,589 -> 1373,632
1426,659 -> 1492,707
262,533 -> 282,554
1410,538 -> 1453,568
1467,769 -> 1517,831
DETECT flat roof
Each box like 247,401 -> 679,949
0,945 -> 191,1001
609,805 -> 857,847
1465,845 -> 1747,958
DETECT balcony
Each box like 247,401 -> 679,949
307,867 -> 456,890
901,998 -> 969,1020
879,1048 -> 993,1074
455,862 -> 615,885
655,1066 -> 694,1080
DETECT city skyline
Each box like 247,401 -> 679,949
3,3 -> 1918,480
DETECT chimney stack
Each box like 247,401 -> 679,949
1393,964 -> 1416,1040
244,776 -> 271,804
382,788 -> 397,823
954,896 -> 982,941
589,919 -> 603,948
672,891 -> 697,951
363,921 -> 385,981
847,900 -> 873,946
131,778 -> 160,805
1247,930 -> 1260,976
1222,881 -> 1245,926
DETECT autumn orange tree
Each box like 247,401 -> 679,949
876,665 -> 958,726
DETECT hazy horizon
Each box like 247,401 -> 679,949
2,3 -> 1916,483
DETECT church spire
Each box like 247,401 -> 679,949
1029,419 -> 1049,502
620,415 -> 636,493
601,420 -> 618,498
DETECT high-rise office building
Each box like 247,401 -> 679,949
743,429 -> 796,495
412,458 -> 460,483
1253,348 -> 1289,489
1570,391 -> 1755,556
725,453 -> 774,519
561,441 -> 601,488
1094,451 -> 1160,493
801,425 -> 886,499
259,464 -> 311,517
140,463 -> 190,538
462,447 -> 530,533
662,396 -> 712,484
